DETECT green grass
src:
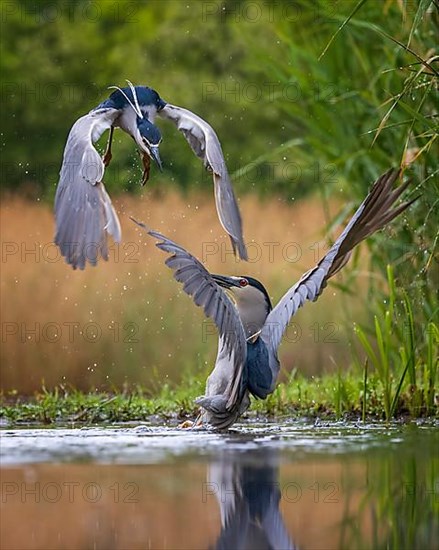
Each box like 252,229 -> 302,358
354,265 -> 438,422
1,363 -> 437,426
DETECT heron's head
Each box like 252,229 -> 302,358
108,81 -> 164,171
212,275 -> 272,337
136,118 -> 163,171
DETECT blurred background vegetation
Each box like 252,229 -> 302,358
1,0 -> 437,403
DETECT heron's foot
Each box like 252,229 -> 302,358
102,151 -> 112,167
141,152 -> 151,185
178,415 -> 203,430
178,420 -> 194,429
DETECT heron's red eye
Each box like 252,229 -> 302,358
239,278 -> 248,287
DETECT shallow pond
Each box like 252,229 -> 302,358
1,421 -> 438,549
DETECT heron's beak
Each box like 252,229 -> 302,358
212,275 -> 239,289
149,145 -> 163,171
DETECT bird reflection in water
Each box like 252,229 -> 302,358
207,449 -> 296,550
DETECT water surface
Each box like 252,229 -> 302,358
1,421 -> 437,549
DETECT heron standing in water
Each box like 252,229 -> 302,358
133,169 -> 415,429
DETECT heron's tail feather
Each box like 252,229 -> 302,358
195,395 -> 240,430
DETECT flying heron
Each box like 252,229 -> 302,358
54,81 -> 247,269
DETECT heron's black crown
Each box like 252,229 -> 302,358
134,86 -> 167,111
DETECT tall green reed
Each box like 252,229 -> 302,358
355,265 -> 438,420
241,0 -> 437,403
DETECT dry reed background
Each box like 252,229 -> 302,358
1,189 -> 373,394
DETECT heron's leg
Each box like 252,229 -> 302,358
192,413 -> 203,429
102,126 -> 114,167
141,152 -> 151,186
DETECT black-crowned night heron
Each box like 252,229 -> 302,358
132,169 -> 415,430
54,81 -> 247,270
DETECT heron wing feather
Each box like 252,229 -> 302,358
158,103 -> 247,260
54,108 -> 121,269
261,169 -> 415,353
132,223 -> 248,410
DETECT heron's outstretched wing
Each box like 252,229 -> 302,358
158,103 -> 248,261
54,108 -> 122,270
261,169 -> 415,353
132,220 -> 247,410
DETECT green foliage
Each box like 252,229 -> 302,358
4,2 -> 436,198
1,0 -> 293,198
1,1 -> 437,404
355,265 -> 438,421
255,0 -> 438,407
0,377 -> 204,425
3,358 -> 437,426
